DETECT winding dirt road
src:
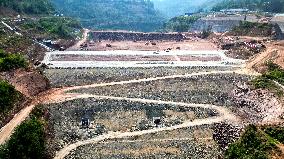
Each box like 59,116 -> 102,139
0,69 -> 251,158
54,94 -> 239,159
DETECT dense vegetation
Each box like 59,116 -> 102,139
152,0 -> 218,18
0,80 -> 20,115
0,50 -> 28,72
0,0 -> 54,15
0,117 -> 46,159
0,104 -> 47,159
229,21 -> 273,37
251,62 -> 284,96
20,17 -> 82,39
163,16 -> 200,32
212,0 -> 284,13
51,0 -> 165,32
263,126 -> 284,144
225,125 -> 277,159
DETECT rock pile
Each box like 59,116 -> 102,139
213,123 -> 243,151
231,82 -> 283,122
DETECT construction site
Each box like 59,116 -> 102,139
34,26 -> 283,158
1,7 -> 284,159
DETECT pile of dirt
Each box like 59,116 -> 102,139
224,44 -> 265,60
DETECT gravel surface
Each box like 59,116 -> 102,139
70,73 -> 251,107
65,139 -> 222,159
44,67 -> 237,87
46,98 -> 217,152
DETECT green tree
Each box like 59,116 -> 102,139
164,16 -> 200,32
225,125 -> 276,159
0,80 -> 18,114
0,118 -> 46,159
0,50 -> 28,72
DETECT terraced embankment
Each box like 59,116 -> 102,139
0,70 -> 248,158
2,42 -> 283,159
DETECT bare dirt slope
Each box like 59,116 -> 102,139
0,69 -> 49,97
246,40 -> 284,72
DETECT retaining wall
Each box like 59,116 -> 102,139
90,31 -> 185,41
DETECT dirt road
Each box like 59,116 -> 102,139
54,94 -> 238,159
67,29 -> 89,51
0,69 -> 256,159
0,70 -> 247,145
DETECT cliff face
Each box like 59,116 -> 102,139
189,15 -> 260,33
51,0 -> 165,32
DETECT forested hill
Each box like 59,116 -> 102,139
0,0 -> 54,15
152,0 -> 218,18
212,0 -> 284,13
51,0 -> 165,32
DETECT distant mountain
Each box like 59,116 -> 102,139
51,0 -> 165,32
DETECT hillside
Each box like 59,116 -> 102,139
51,0 -> 165,32
0,0 -> 54,15
162,15 -> 200,32
152,0 -> 218,18
212,0 -> 284,13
